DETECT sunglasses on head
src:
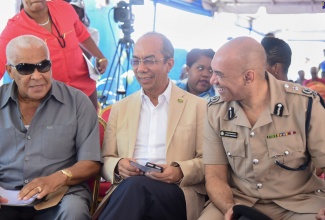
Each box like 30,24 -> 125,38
8,59 -> 52,75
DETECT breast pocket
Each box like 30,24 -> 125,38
223,138 -> 247,178
266,134 -> 305,170
0,127 -> 19,164
41,125 -> 75,160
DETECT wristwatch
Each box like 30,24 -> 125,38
60,169 -> 72,184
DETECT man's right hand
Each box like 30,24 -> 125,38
117,158 -> 143,178
0,196 -> 8,204
316,207 -> 325,220
224,206 -> 234,220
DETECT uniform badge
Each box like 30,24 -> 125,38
292,85 -> 299,91
302,88 -> 313,95
273,103 -> 284,116
220,130 -> 238,138
228,107 -> 235,120
208,96 -> 220,106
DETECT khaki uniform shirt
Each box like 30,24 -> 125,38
203,73 -> 325,213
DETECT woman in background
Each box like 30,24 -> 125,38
176,48 -> 216,101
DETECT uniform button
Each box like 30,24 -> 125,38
27,135 -> 31,140
25,156 -> 30,162
227,151 -> 232,157
24,179 -> 29,184
317,189 -> 321,193
284,150 -> 290,155
257,183 -> 263,189
250,131 -> 255,137
253,159 -> 259,165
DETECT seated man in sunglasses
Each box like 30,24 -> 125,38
0,35 -> 102,219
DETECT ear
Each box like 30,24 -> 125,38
273,63 -> 281,75
5,64 -> 14,79
243,70 -> 254,83
185,66 -> 190,75
166,58 -> 174,73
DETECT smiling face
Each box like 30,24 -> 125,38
186,55 -> 213,96
6,41 -> 52,102
210,53 -> 246,102
210,37 -> 266,103
132,34 -> 174,98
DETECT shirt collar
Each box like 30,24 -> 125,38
0,82 -> 15,109
140,79 -> 172,104
0,80 -> 63,109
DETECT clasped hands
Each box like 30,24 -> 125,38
117,158 -> 184,184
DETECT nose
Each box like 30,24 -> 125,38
210,73 -> 219,85
201,70 -> 211,78
30,68 -> 43,80
135,61 -> 148,73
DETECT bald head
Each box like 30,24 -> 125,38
6,35 -> 49,64
210,37 -> 269,103
137,32 -> 174,59
212,37 -> 266,80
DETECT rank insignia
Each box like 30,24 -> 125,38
208,96 -> 220,106
228,107 -> 235,120
220,130 -> 238,138
273,103 -> 284,116
302,88 -> 313,95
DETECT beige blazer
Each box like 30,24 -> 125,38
101,83 -> 207,220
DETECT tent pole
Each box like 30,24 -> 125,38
153,0 -> 157,31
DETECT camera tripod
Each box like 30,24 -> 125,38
98,35 -> 134,106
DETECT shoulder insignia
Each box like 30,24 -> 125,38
302,87 -> 313,95
283,82 -> 315,98
208,96 -> 223,106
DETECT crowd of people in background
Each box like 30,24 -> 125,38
1,1 -> 325,220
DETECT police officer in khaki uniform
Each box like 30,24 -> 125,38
199,37 -> 325,220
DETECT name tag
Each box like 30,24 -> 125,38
220,130 -> 238,138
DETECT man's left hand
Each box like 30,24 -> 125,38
18,172 -> 66,201
145,164 -> 183,184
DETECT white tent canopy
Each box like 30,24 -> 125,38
201,0 -> 324,14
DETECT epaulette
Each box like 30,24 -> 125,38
208,95 -> 223,106
283,82 -> 317,98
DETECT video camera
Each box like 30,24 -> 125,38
113,0 -> 144,41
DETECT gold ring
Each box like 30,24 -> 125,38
36,186 -> 42,193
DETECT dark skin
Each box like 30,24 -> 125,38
21,0 -> 108,74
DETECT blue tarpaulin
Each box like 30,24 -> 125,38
153,0 -> 214,17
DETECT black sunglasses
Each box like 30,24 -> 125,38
8,59 -> 52,75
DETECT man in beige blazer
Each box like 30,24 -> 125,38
99,32 -> 206,220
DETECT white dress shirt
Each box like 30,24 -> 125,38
133,80 -> 172,165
